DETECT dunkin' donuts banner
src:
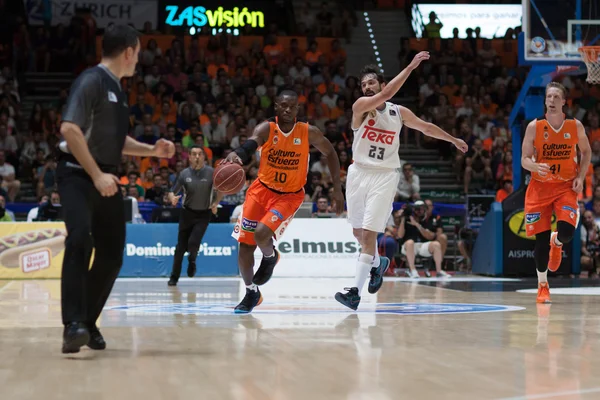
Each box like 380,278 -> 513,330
0,223 -> 66,279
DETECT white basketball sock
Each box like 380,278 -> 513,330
354,253 -> 374,295
537,269 -> 548,284
246,283 -> 258,292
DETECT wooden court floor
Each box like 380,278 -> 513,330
1,276 -> 600,400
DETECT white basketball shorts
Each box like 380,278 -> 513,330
346,163 -> 400,233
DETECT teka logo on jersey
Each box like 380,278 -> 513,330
126,242 -> 234,257
361,126 -> 395,145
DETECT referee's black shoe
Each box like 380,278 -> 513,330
252,248 -> 280,285
234,288 -> 263,314
187,260 -> 197,277
87,325 -> 106,350
62,322 -> 90,354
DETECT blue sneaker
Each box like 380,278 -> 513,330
335,287 -> 361,310
368,256 -> 390,294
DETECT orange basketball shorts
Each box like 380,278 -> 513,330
234,180 -> 304,245
524,179 -> 579,237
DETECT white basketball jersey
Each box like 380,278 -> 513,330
352,102 -> 402,169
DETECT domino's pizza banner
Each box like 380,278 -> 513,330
0,222 -> 239,279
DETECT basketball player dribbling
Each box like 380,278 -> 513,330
227,90 -> 345,313
335,53 -> 468,310
521,82 -> 591,303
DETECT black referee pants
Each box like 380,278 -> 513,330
57,161 -> 126,326
170,208 -> 211,280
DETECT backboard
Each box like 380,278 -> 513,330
521,0 -> 600,66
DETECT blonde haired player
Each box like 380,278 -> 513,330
521,82 -> 591,303
335,53 -> 468,310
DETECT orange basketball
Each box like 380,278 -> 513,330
213,163 -> 246,194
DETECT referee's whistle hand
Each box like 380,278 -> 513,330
94,173 -> 120,197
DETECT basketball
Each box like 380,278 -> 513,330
213,162 -> 246,194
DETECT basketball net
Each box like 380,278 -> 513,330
579,46 -> 600,85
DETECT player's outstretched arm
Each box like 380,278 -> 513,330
308,125 -> 345,215
352,51 -> 430,116
574,119 -> 591,193
123,136 -> 175,158
399,106 -> 468,153
521,120 -> 550,176
226,120 -> 270,165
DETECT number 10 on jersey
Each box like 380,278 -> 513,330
369,145 -> 385,160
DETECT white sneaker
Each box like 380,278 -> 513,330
438,270 -> 452,279
409,269 -> 420,279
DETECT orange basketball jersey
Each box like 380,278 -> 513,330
532,117 -> 579,183
257,118 -> 310,193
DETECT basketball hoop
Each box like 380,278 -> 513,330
578,46 -> 600,84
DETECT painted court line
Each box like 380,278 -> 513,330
498,387 -> 600,400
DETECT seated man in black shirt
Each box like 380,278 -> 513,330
36,190 -> 63,221
397,200 -> 451,279
145,173 -> 165,204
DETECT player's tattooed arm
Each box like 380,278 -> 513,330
226,121 -> 270,165
399,106 -> 468,153
521,120 -> 550,176
308,125 -> 345,215
351,51 -> 430,117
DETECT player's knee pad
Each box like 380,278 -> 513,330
557,221 -> 576,244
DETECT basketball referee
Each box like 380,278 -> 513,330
58,25 -> 175,354
167,145 -> 224,286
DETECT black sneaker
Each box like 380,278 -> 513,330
62,322 -> 90,354
335,287 -> 361,310
168,277 -> 177,286
187,260 -> 197,277
368,256 -> 390,294
252,248 -> 280,286
234,288 -> 263,314
87,325 -> 106,350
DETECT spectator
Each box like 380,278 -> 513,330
424,199 -> 448,259
36,190 -> 61,221
0,194 -> 14,221
396,163 -> 420,201
464,139 -> 492,193
424,12 -> 443,38
496,179 -> 513,202
397,201 -> 451,278
581,210 -> 600,278
312,196 -> 332,217
27,194 -> 49,222
145,174 -> 166,205
0,149 -> 19,201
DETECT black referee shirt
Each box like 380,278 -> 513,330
59,64 -> 130,167
171,166 -> 215,211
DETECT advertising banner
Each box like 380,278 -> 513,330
466,195 -> 496,232
254,218 -> 360,278
23,0 -> 158,29
122,223 -> 239,277
411,3 -> 522,39
502,185 -> 574,276
158,0 -> 276,34
0,222 -> 239,279
0,223 -> 66,279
